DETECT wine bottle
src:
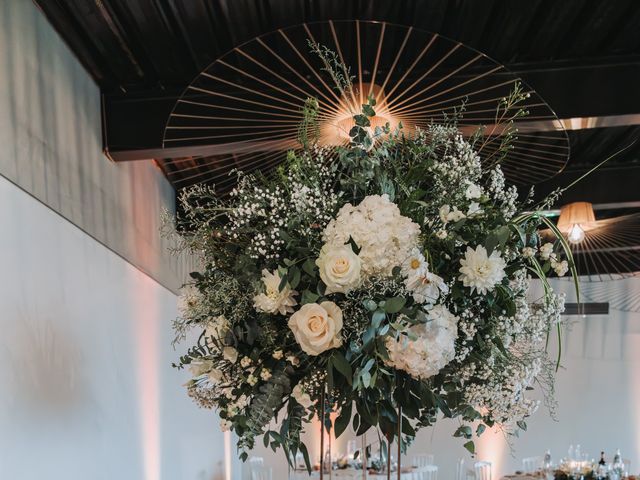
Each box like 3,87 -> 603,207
613,449 -> 621,465
568,445 -> 574,461
598,451 -> 606,466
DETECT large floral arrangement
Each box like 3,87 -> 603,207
170,50 -> 575,470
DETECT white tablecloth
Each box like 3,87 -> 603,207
291,467 -> 428,479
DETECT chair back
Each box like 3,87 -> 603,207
413,453 -> 435,468
474,461 -> 492,480
456,458 -> 470,480
251,466 -> 272,480
522,456 -> 543,473
414,464 -> 438,480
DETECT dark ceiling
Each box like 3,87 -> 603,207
33,0 -> 640,93
33,0 -> 640,205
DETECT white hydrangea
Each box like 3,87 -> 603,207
322,194 -> 421,278
384,305 -> 458,380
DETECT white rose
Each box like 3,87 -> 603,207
208,368 -> 224,383
189,358 -> 213,377
222,346 -> 238,364
316,243 -> 362,294
522,246 -> 536,258
292,384 -> 314,408
288,302 -> 343,356
220,419 -> 232,432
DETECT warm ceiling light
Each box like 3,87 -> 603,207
323,82 -> 401,145
557,201 -> 596,244
567,224 -> 586,244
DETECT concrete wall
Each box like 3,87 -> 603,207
0,0 -> 192,293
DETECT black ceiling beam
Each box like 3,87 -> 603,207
533,164 -> 640,205
515,57 -> 640,118
102,57 -> 640,161
101,91 -> 178,161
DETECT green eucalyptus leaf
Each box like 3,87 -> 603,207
464,441 -> 475,455
301,290 -> 319,305
302,258 -> 317,277
384,297 -> 406,314
362,104 -> 376,117
298,442 -> 312,473
288,267 -> 301,290
363,299 -> 378,311
334,402 -> 352,438
332,351 -> 352,385
371,310 -> 386,328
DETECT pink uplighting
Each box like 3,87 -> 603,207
134,275 -> 161,480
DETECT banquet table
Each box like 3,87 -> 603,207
501,476 -> 540,480
291,467 -> 428,479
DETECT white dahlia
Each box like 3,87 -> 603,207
458,245 -> 506,294
253,269 -> 298,315
384,305 -> 458,380
322,194 -> 421,277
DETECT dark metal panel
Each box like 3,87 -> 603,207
563,303 -> 609,315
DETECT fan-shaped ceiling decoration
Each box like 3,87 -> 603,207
545,207 -> 640,281
163,20 -> 569,190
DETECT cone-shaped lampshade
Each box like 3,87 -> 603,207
557,202 -> 596,233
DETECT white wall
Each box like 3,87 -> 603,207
0,1 -> 236,477
0,176 -> 236,480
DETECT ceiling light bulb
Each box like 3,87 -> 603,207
568,224 -> 585,244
